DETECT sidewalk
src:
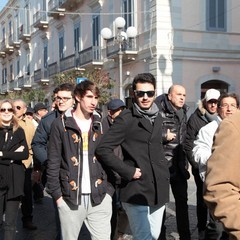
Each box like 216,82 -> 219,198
11,174 -> 198,240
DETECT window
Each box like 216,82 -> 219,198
122,0 -> 134,29
44,41 -> 48,68
92,14 -> 100,60
74,21 -> 80,52
2,27 -> 5,42
92,15 -> 100,46
2,68 -> 7,84
207,0 -> 226,31
9,20 -> 12,39
142,0 -> 151,31
58,30 -> 64,59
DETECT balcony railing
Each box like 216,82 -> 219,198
48,62 -> 58,76
18,25 -> 31,42
106,37 -> 138,58
48,0 -> 65,18
79,46 -> 103,67
34,68 -> 49,82
33,11 -> 49,29
60,54 -> 76,72
18,75 -> 32,88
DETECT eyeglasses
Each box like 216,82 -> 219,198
220,104 -> 238,109
0,108 -> 14,113
15,106 -> 22,110
134,90 -> 155,98
55,96 -> 73,102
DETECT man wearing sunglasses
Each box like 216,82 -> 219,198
13,99 -> 37,230
96,73 -> 169,240
155,85 -> 190,240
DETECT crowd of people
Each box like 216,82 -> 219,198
0,73 -> 239,240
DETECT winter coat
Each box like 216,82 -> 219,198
192,117 -> 221,181
46,109 -> 114,206
155,94 -> 190,180
96,106 -> 170,207
185,101 -> 215,169
32,110 -> 61,165
204,111 -> 240,240
18,116 -> 35,168
0,126 -> 29,199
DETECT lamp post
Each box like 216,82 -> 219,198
101,17 -> 137,101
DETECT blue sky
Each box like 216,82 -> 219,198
0,0 -> 8,12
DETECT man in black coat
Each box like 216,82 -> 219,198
155,85 -> 190,240
96,73 -> 169,240
185,88 -> 220,240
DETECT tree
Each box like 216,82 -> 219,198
53,68 -> 114,104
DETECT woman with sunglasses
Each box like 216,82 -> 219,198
0,99 -> 28,240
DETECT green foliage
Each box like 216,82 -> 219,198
53,68 -> 114,104
0,89 -> 46,104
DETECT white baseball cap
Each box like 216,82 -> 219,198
204,89 -> 220,102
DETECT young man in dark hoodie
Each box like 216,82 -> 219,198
155,85 -> 190,240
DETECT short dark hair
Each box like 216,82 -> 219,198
74,80 -> 99,98
217,92 -> 239,108
132,73 -> 156,91
56,83 -> 75,98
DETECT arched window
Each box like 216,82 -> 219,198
201,80 -> 229,99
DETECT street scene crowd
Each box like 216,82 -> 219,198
0,73 -> 239,240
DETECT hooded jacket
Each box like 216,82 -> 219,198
46,109 -> 114,206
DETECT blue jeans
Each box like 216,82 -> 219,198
122,202 -> 165,240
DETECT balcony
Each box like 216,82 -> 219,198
58,0 -> 84,11
78,46 -> 104,69
34,68 -> 49,83
8,80 -> 15,92
48,0 -> 65,19
60,54 -> 77,72
8,34 -> 21,49
1,83 -> 7,94
0,38 -> 14,55
0,52 -> 6,58
18,25 -> 31,42
106,37 -> 138,63
48,62 -> 59,76
33,11 -> 49,30
18,75 -> 32,88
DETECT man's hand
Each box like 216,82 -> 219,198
133,168 -> 142,179
166,129 -> 176,141
56,196 -> 63,206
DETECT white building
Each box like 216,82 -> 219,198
1,0 -> 240,112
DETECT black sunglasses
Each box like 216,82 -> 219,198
134,90 -> 155,98
0,108 -> 14,113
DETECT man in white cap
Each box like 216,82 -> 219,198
184,88 -> 220,240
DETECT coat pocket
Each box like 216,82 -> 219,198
59,169 -> 71,197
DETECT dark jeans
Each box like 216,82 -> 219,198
0,194 -> 20,240
192,168 -> 208,231
21,168 -> 33,223
159,173 -> 190,240
171,174 -> 191,240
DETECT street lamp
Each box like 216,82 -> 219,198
101,17 -> 137,101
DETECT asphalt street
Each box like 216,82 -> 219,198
9,174 -> 198,240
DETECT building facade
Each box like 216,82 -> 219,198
0,0 -> 240,112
